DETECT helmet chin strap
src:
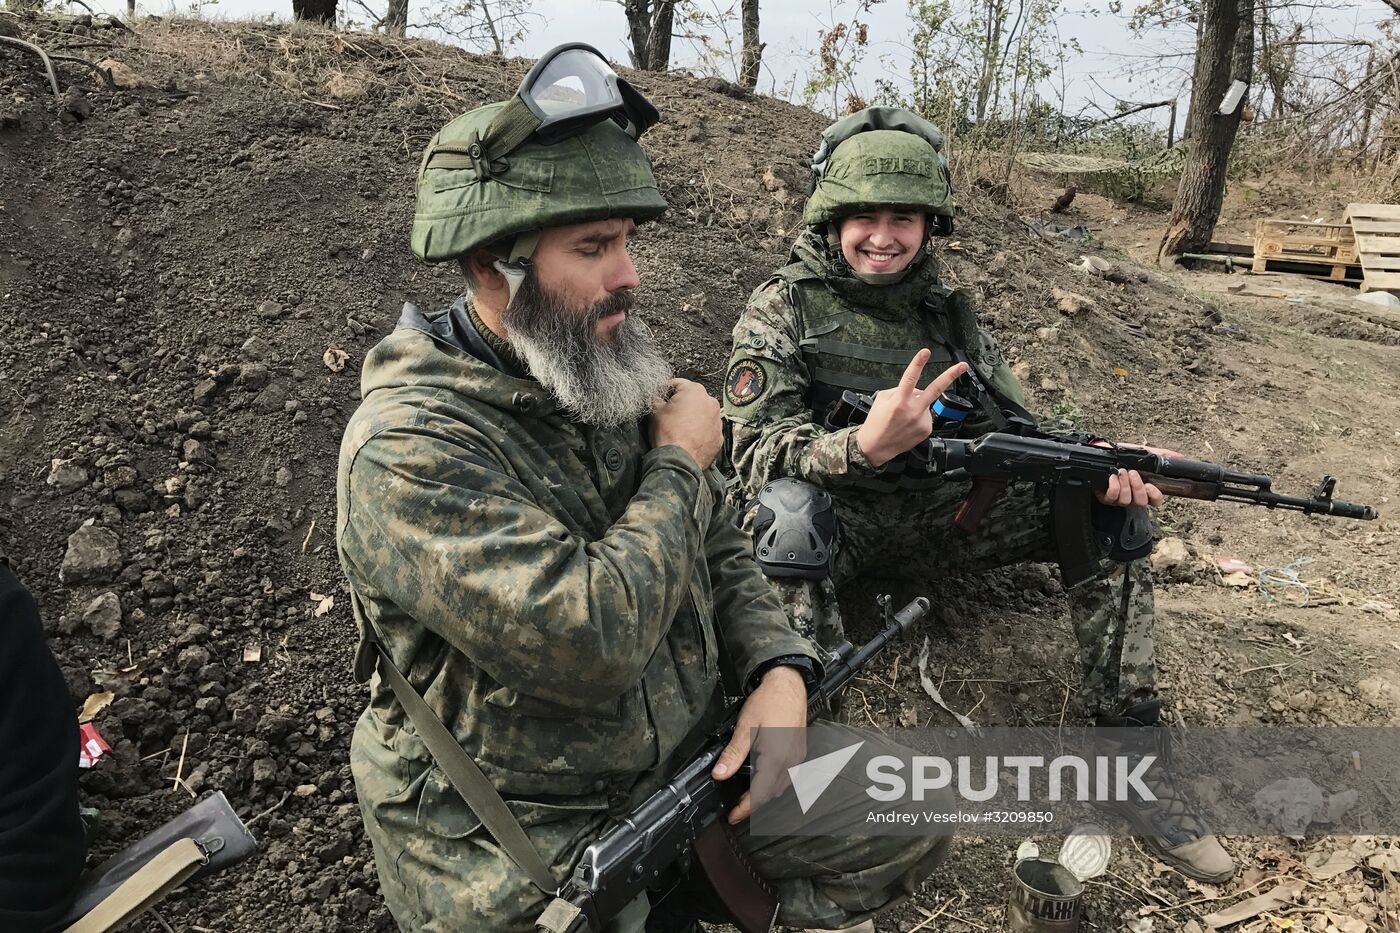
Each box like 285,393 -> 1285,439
493,260 -> 528,304
491,229 -> 541,305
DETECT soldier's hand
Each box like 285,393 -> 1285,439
650,378 -> 723,470
1091,442 -> 1172,508
1096,469 -> 1163,508
856,351 -> 970,468
713,665 -> 808,825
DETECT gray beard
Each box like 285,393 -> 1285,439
501,271 -> 674,429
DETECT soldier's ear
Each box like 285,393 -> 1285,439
462,250 -> 506,291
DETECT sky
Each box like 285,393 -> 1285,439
77,0 -> 1394,125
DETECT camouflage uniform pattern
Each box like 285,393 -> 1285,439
723,233 -> 1157,718
337,314 -> 946,931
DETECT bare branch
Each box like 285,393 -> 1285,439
0,35 -> 62,96
1068,98 -> 1176,136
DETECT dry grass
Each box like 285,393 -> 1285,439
117,17 -> 492,119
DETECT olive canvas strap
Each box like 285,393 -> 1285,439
369,638 -> 557,895
61,838 -> 206,933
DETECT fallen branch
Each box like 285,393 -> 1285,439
1069,99 -> 1176,137
47,51 -> 116,89
0,35 -> 62,96
243,790 -> 292,829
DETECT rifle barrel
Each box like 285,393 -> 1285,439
1219,485 -> 1378,519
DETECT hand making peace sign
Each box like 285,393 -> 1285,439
855,349 -> 970,468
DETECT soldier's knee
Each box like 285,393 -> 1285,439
752,478 -> 840,580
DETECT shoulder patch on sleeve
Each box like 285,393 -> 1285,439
725,358 -> 769,407
977,330 -> 1005,369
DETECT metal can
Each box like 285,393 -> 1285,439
1006,858 -> 1084,932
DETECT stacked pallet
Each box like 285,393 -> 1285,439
1342,203 -> 1400,294
1248,204 -> 1400,294
1251,219 -> 1362,282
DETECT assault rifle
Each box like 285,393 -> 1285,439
535,595 -> 931,933
825,389 -> 1378,585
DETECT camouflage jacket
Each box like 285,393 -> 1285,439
722,230 -> 1028,501
337,299 -> 819,802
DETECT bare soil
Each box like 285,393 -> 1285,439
2,14 -> 1397,933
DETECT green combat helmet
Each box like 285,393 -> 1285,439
411,43 -> 668,297
803,107 -> 954,235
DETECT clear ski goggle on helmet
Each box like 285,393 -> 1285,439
420,43 -> 660,298
455,42 -> 659,172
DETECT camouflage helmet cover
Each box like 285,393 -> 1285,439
802,107 -> 954,227
411,101 -> 668,263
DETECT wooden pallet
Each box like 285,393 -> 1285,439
1252,219 -> 1359,280
1343,202 -> 1400,294
1250,257 -> 1366,283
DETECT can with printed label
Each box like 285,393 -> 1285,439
1007,858 -> 1083,932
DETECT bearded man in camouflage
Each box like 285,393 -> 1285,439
336,49 -> 946,933
722,107 -> 1235,884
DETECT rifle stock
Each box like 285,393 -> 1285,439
692,820 -> 779,933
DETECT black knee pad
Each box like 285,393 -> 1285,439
1092,502 -> 1155,563
751,478 -> 839,580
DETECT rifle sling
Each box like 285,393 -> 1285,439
368,637 -> 557,895
61,838 -> 206,933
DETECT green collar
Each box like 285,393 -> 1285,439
465,299 -> 528,375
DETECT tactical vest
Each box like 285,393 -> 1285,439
772,262 -> 1026,491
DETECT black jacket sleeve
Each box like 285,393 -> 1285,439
0,562 -> 85,932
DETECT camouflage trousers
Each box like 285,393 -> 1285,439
753,480 -> 1157,719
352,714 -> 949,932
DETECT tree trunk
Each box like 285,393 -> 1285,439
292,0 -> 337,24
739,0 -> 763,90
381,0 -> 407,35
476,0 -> 503,54
1158,0 -> 1255,262
624,0 -> 647,68
973,0 -> 1006,123
623,0 -> 676,71
650,0 -> 675,70
1358,45 -> 1378,155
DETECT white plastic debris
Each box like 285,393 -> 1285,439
1077,255 -> 1112,276
1356,291 -> 1400,310
1218,80 -> 1247,115
1058,824 -> 1112,881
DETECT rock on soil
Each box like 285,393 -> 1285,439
47,458 -> 90,493
81,591 -> 122,640
1150,536 -> 1201,583
60,525 -> 122,585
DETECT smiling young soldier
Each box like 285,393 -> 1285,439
336,48 -> 946,933
721,107 -> 1235,885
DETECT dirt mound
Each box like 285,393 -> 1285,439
3,15 -> 1397,932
